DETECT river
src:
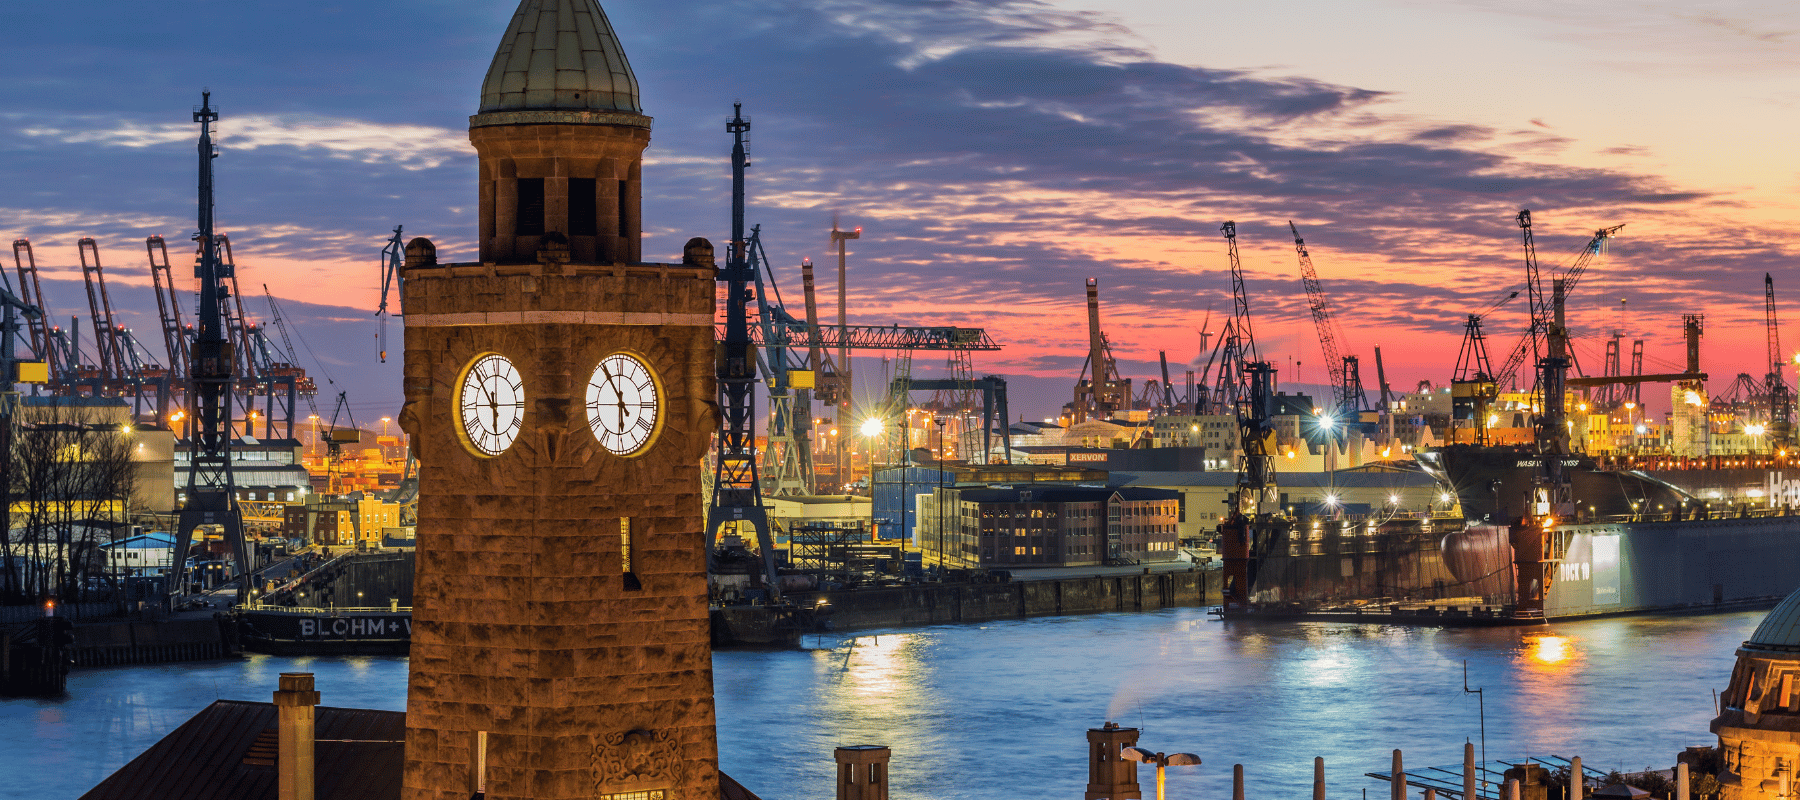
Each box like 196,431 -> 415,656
1,607 -> 1763,800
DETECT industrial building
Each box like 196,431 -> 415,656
916,485 -> 1180,570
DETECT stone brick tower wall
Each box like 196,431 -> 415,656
397,256 -> 721,800
471,122 -> 647,266
398,2 -> 723,799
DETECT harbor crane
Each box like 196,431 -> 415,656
1494,217 -> 1625,391
1069,279 -> 1130,424
722,223 -> 1003,496
146,236 -> 192,383
170,91 -> 249,605
10,240 -> 56,380
1218,220 -> 1277,614
1766,273 -> 1792,446
1290,221 -> 1369,421
375,226 -> 403,363
708,103 -> 783,600
1450,289 -> 1517,445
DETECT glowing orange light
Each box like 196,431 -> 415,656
1529,635 -> 1572,665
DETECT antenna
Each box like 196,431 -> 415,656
1464,660 -> 1487,795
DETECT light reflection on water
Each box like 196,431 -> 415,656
0,608 -> 1763,800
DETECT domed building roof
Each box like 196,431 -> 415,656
476,0 -> 645,119
1747,587 -> 1800,651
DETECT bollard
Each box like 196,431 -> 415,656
1234,764 -> 1245,800
1464,743 -> 1477,800
1506,778 -> 1520,800
1315,757 -> 1326,800
1426,789 -> 1436,800
1393,750 -> 1404,800
1677,762 -> 1689,800
1571,757 -> 1583,800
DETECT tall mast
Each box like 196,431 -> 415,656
707,104 -> 780,600
170,91 -> 248,605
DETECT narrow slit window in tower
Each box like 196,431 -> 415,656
621,517 -> 641,590
569,178 -> 597,236
516,178 -> 545,236
616,180 -> 629,238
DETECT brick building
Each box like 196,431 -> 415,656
918,486 -> 1180,570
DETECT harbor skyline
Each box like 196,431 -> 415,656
4,1 -> 1798,422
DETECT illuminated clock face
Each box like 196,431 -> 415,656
457,353 -> 525,456
586,353 -> 661,456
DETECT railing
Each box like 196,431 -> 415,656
237,603 -> 410,614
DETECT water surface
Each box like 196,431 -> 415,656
1,608 -> 1759,799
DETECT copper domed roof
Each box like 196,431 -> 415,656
1748,587 -> 1800,650
475,0 -> 647,125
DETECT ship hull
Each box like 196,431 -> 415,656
233,608 -> 411,655
1227,496 -> 1800,624
1539,514 -> 1800,619
1420,445 -> 1690,524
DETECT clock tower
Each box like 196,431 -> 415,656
397,2 -> 721,799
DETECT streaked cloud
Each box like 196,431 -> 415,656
1,0 -> 1791,420
14,113 -> 468,170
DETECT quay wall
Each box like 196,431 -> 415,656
788,568 -> 1219,633
68,616 -> 235,667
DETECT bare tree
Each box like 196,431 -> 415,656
3,404 -> 139,604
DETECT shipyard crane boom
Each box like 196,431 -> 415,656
1769,274 -> 1784,379
1494,220 -> 1622,389
1494,210 -> 1546,390
1291,221 -> 1360,416
727,321 -> 1001,351
1224,221 -> 1258,360
1557,224 -> 1624,298
216,235 -> 258,387
10,241 -> 50,369
1767,273 -> 1793,441
77,238 -> 129,384
264,285 -> 322,422
146,236 -> 192,379
375,226 -> 403,363
1159,351 -> 1176,411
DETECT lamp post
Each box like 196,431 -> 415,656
934,416 -> 947,570
831,221 -> 860,491
861,417 -> 884,539
1122,747 -> 1201,800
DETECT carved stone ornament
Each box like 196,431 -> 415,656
592,728 -> 674,789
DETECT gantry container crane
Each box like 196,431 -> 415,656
146,236 -> 192,382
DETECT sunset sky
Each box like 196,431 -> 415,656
3,0 -> 1797,424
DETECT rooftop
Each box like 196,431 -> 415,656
476,0 -> 646,122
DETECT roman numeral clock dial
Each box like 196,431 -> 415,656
586,352 -> 662,456
456,353 -> 525,457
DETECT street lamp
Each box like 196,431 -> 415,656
1121,747 -> 1201,800
861,417 -> 884,538
933,416 -> 947,570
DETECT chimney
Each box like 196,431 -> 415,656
835,745 -> 891,800
274,672 -> 320,800
1085,721 -> 1142,800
